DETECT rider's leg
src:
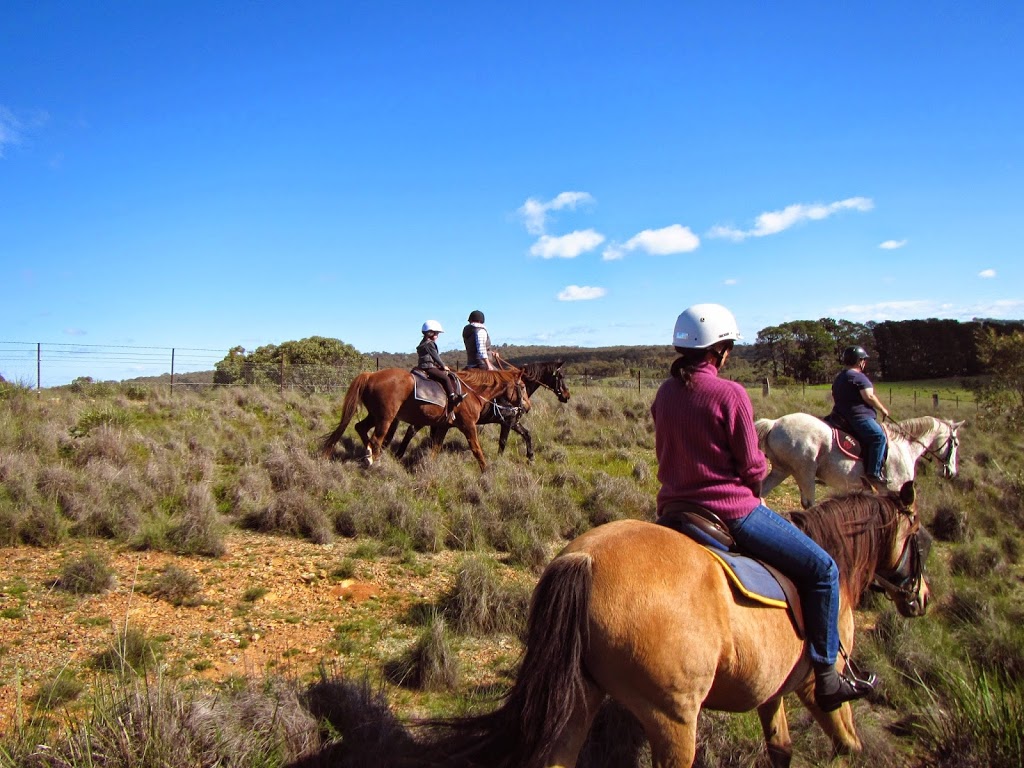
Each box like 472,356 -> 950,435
851,416 -> 887,481
728,504 -> 876,711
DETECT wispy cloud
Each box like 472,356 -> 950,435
879,239 -> 908,250
724,278 -> 738,285
557,285 -> 606,301
0,106 -> 21,158
530,229 -> 605,259
707,197 -> 874,242
979,269 -> 996,278
602,224 -> 699,261
830,298 -> 1024,322
518,191 -> 595,235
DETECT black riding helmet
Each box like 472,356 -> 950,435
468,310 -> 485,323
842,346 -> 869,366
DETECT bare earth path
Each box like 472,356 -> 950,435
0,531 -> 473,733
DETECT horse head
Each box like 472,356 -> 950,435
549,363 -> 571,403
508,372 -> 532,413
934,419 -> 965,478
872,481 -> 931,618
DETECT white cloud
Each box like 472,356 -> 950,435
557,285 -> 607,301
979,269 -> 996,278
530,229 -> 605,259
880,239 -> 908,250
724,278 -> 738,285
518,191 -> 595,235
601,224 -> 699,261
829,298 -> 1024,323
707,197 -> 874,241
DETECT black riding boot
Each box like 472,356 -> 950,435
813,660 -> 877,712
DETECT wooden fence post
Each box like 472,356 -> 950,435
932,393 -> 939,409
762,377 -> 770,398
36,342 -> 41,393
170,348 -> 176,394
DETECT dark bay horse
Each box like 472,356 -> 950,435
320,368 -> 529,470
391,361 -> 570,462
417,483 -> 929,767
756,413 -> 964,508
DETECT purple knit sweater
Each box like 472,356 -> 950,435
651,361 -> 767,521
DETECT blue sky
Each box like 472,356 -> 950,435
2,1 -> 1022,383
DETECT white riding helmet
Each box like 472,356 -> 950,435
672,304 -> 742,349
422,319 -> 444,334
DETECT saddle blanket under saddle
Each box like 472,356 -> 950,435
832,428 -> 862,460
410,369 -> 461,407
704,548 -> 805,638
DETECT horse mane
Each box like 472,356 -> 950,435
517,360 -> 563,380
459,368 -> 521,386
791,491 -> 902,600
885,415 -> 939,441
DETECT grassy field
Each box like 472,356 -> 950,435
0,375 -> 1022,767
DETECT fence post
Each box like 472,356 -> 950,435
762,377 -> 770,398
280,354 -> 286,394
637,369 -> 641,392
932,393 -> 939,409
37,342 -> 41,393
170,348 -> 176,394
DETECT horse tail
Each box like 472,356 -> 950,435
320,373 -> 371,457
415,552 -> 593,768
754,417 -> 776,448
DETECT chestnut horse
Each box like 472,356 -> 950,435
320,368 -> 529,470
391,361 -> 570,462
418,483 -> 929,767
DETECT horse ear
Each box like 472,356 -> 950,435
899,481 -> 916,507
955,420 -> 966,429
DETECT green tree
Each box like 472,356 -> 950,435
975,328 -> 1024,423
213,337 -> 364,392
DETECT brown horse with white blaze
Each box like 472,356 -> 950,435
416,483 -> 929,767
320,368 -> 529,470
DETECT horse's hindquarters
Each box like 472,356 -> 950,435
570,521 -> 806,715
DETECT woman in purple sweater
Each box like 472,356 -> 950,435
651,303 -> 876,713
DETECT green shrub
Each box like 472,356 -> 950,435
56,551 -> 116,594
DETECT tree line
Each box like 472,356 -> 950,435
206,319 -> 1024,392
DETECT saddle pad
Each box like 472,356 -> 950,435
410,370 -> 447,407
705,549 -> 789,609
832,428 -> 862,460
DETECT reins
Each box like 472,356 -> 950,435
868,499 -> 926,612
884,417 -> 958,469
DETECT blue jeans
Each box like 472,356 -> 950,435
849,415 -> 886,478
728,504 -> 840,665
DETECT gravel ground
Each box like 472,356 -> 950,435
0,531 -> 473,734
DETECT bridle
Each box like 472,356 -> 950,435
887,418 -> 960,477
870,504 -> 927,613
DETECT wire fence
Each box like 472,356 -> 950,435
0,341 -> 980,415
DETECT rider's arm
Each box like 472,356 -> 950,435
860,387 -> 891,420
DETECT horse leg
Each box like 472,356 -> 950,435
511,421 -> 534,462
793,676 -> 862,755
792,467 -> 818,509
392,424 -> 420,458
498,422 -> 511,454
756,697 -> 793,768
354,416 -> 376,464
640,707 -> 700,768
459,424 -> 488,470
543,683 -> 605,768
761,466 -> 791,498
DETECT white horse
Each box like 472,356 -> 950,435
755,413 -> 964,508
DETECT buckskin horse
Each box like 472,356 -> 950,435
756,413 -> 963,508
416,483 -> 929,767
390,361 -> 570,462
320,368 -> 529,471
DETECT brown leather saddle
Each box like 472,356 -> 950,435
657,500 -> 805,637
410,368 -> 463,406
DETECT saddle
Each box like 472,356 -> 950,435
410,369 -> 463,407
821,414 -> 889,470
657,501 -> 805,637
